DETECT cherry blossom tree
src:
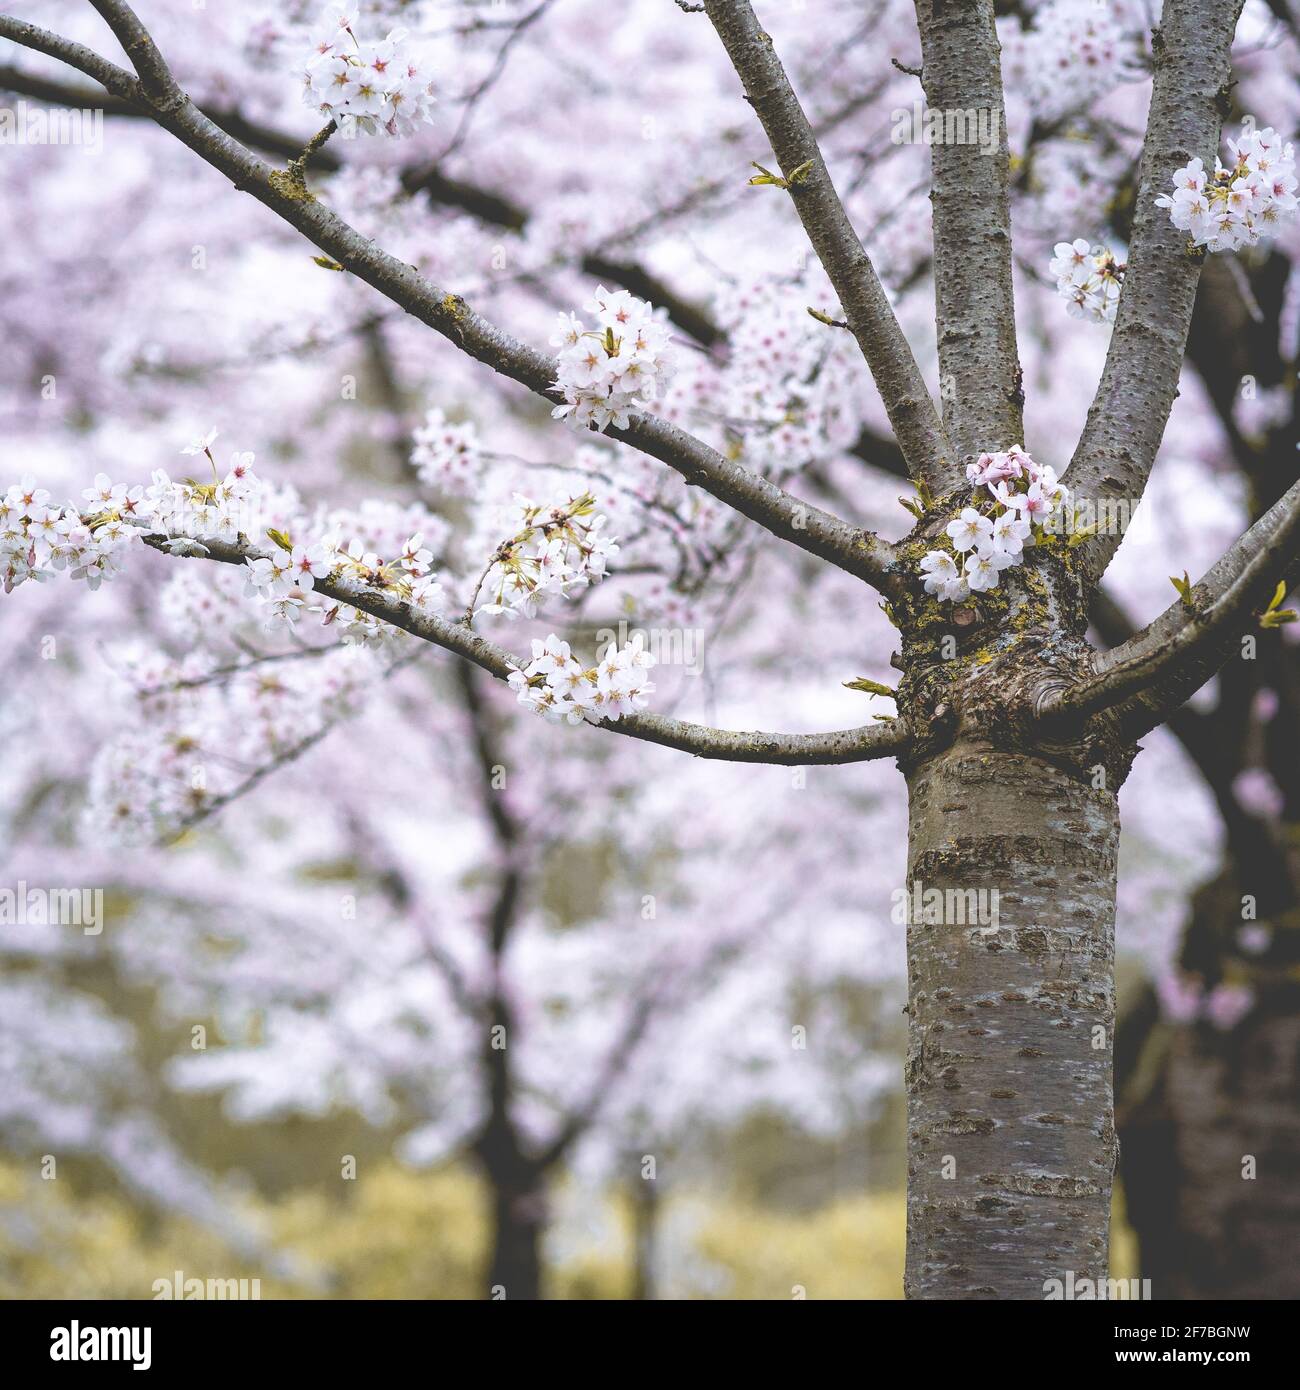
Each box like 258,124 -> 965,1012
1,0 -> 1297,1300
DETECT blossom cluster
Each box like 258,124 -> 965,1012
154,433 -> 264,540
508,634 -> 655,725
551,287 -> 674,433
243,527 -> 443,644
3,432 -> 655,727
1,476 -> 141,594
919,447 -> 1071,604
302,7 -> 435,137
1,434 -> 446,649
1156,127 -> 1297,253
472,491 -> 617,619
1,433 -> 280,594
1049,239 -> 1125,324
86,642 -> 375,845
999,0 -> 1129,122
410,407 -> 482,497
702,278 -> 860,473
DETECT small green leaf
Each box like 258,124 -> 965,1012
1259,581 -> 1294,627
898,477 -> 932,520
266,528 -> 294,552
311,255 -> 345,271
806,306 -> 846,329
844,677 -> 896,699
1170,571 -> 1196,610
749,159 -> 812,189
747,162 -> 784,187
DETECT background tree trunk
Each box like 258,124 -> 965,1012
1127,1010 -> 1300,1299
484,1167 -> 548,1301
1118,871 -> 1300,1299
904,743 -> 1120,1299
631,1168 -> 659,1301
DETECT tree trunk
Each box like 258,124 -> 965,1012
1142,1010 -> 1300,1299
903,742 -> 1120,1299
1117,870 -> 1300,1300
631,1170 -> 659,1301
485,1172 -> 548,1301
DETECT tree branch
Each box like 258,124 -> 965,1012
453,660 -> 523,850
1092,588 -> 1297,909
136,531 -> 913,767
849,425 -> 909,479
700,0 -> 954,493
0,14 -> 142,101
86,0 -> 179,105
534,989 -> 662,1170
0,11 -> 897,589
912,0 -> 1022,459
1064,0 -> 1246,589
162,690 -> 386,845
1040,477 -> 1300,733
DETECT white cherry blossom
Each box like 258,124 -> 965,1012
946,508 -> 994,553
551,287 -> 674,434
1157,126 -> 1297,253
920,448 -> 1070,602
302,11 -> 436,138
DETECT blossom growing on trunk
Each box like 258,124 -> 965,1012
945,507 -> 994,553
989,508 -> 1031,556
919,549 -> 959,597
921,448 -> 1071,602
964,546 -> 1014,593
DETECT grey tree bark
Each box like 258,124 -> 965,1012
913,0 -> 1022,463
904,744 -> 1120,1298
